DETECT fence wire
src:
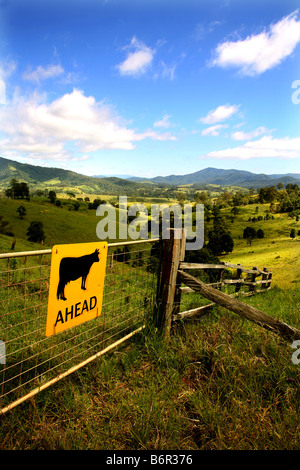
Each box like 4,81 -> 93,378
0,239 -> 159,414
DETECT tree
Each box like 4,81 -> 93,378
231,206 -> 239,216
243,226 -> 257,246
5,179 -> 30,200
258,186 -> 278,204
257,228 -> 264,239
232,190 -> 248,206
73,201 -> 80,211
48,190 -> 56,203
195,191 -> 208,204
176,191 -> 186,206
207,206 -> 233,255
290,228 -> 296,239
17,205 -> 26,219
220,233 -> 234,253
207,231 -> 234,255
27,221 -> 45,243
286,183 -> 299,193
88,198 -> 102,209
34,190 -> 44,197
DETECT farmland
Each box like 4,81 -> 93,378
0,187 -> 299,287
0,181 -> 299,450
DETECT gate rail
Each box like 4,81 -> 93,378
0,239 -> 159,415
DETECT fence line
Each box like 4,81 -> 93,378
177,269 -> 300,342
177,261 -> 272,297
155,229 -> 299,343
0,239 -> 159,415
1,230 -> 298,415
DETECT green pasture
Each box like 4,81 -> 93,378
0,194 -> 299,450
0,286 -> 299,450
218,203 -> 300,288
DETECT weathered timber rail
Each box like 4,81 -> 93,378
179,262 -> 272,294
156,228 -> 300,342
178,270 -> 300,342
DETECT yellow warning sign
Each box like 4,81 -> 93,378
46,241 -> 107,337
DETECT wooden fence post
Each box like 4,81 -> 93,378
267,269 -> 272,289
262,267 -> 268,291
219,262 -> 225,289
249,266 -> 257,294
155,228 -> 186,339
235,263 -> 242,293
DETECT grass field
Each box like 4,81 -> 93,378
0,196 -> 299,450
0,196 -> 299,289
218,203 -> 300,289
0,287 -> 299,450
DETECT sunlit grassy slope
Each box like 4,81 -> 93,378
218,203 -> 300,289
0,197 -> 114,248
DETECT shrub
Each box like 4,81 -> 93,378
5,179 -> 30,200
73,201 -> 80,211
17,205 -> 26,219
257,229 -> 264,239
243,226 -> 257,245
26,221 -> 45,243
48,190 -> 56,203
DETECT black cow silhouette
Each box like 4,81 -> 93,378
57,249 -> 100,301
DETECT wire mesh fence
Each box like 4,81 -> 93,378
0,239 -> 159,414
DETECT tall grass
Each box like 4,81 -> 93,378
0,287 -> 299,450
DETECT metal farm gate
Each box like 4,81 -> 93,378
0,239 -> 159,414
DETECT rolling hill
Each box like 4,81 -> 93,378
128,167 -> 300,188
0,156 -> 141,195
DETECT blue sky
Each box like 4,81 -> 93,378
0,0 -> 300,177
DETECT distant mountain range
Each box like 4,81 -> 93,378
0,156 -> 299,194
126,167 -> 300,188
0,157 -> 141,195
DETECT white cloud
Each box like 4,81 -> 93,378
231,126 -> 273,140
194,20 -> 223,40
201,124 -> 228,136
22,64 -> 64,83
159,61 -> 177,80
0,60 -> 17,105
210,11 -> 300,76
116,36 -> 179,80
0,88 -> 176,161
201,136 -> 300,160
117,36 -> 155,77
200,104 -> 239,124
154,114 -> 172,128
